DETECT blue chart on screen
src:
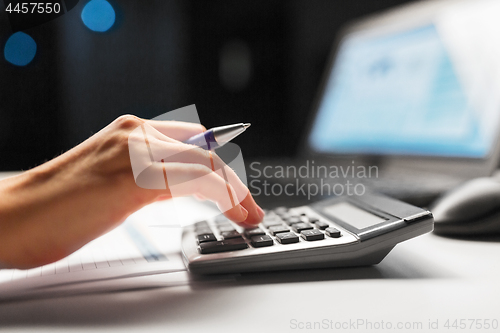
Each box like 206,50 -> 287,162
308,25 -> 491,158
81,0 -> 116,32
4,32 -> 37,66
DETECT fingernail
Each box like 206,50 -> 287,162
256,206 -> 265,220
239,205 -> 249,221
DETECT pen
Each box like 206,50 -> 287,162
184,123 -> 251,150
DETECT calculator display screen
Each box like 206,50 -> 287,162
323,202 -> 386,229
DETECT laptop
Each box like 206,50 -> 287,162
250,0 -> 500,207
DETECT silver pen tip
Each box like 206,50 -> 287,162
243,123 -> 251,129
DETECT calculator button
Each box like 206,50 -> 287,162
244,228 -> 266,238
274,207 -> 288,215
194,221 -> 210,229
198,238 -> 248,254
196,228 -> 214,236
262,219 -> 284,228
215,220 -> 233,228
197,234 -> 217,243
280,213 -> 292,221
284,216 -> 303,225
301,229 -> 324,241
292,223 -> 313,233
325,227 -> 342,238
218,225 -> 236,233
307,217 -> 320,223
268,226 -> 290,236
276,232 -> 300,244
251,235 -> 274,248
221,230 -> 242,240
314,221 -> 329,230
216,220 -> 232,226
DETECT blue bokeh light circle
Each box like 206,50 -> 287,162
81,0 -> 116,32
4,32 -> 37,66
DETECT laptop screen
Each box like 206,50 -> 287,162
307,23 -> 499,158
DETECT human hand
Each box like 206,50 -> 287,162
0,115 -> 264,268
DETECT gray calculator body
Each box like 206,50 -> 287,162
181,194 -> 433,274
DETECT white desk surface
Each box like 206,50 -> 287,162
1,173 -> 500,333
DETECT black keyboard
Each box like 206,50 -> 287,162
193,208 -> 346,255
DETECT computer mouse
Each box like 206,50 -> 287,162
431,177 -> 500,236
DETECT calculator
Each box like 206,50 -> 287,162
181,193 -> 433,274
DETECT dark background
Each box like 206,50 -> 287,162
0,0 -> 416,171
